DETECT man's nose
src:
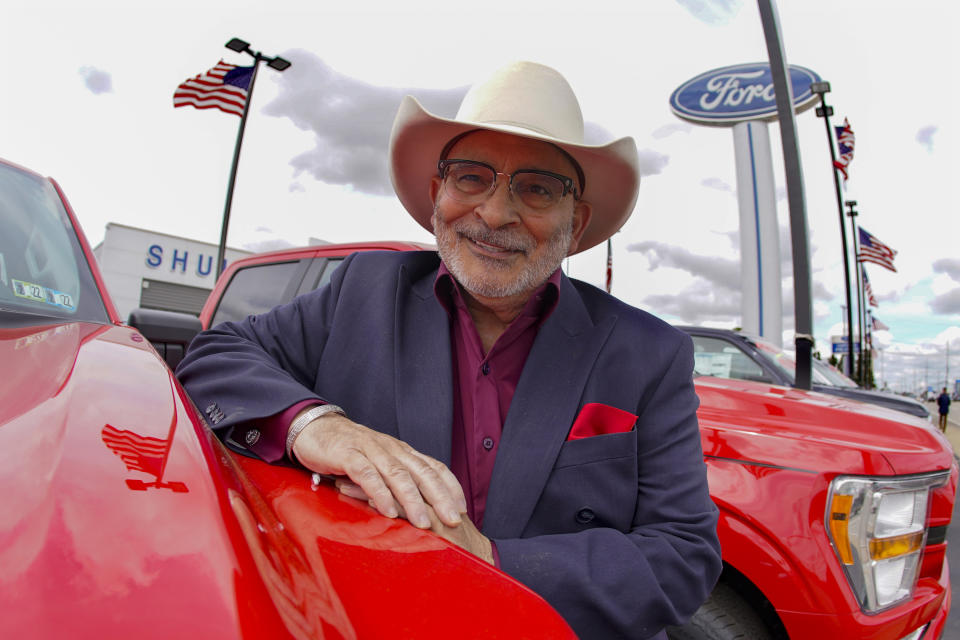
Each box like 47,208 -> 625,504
475,176 -> 521,229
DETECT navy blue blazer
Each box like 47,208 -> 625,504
176,250 -> 721,639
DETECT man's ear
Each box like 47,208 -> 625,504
429,175 -> 442,204
566,201 -> 593,255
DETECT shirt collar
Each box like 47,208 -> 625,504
434,261 -> 561,325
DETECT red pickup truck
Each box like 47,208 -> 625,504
133,241 -> 958,640
1,160 -> 575,640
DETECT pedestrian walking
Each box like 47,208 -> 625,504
938,387 -> 951,432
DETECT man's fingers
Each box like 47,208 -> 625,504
334,479 -> 369,501
296,414 -> 464,528
382,447 -> 463,527
340,452 -> 402,519
412,451 -> 468,514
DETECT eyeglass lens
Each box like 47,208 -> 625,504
443,162 -> 566,210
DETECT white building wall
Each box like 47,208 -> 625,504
93,223 -> 252,320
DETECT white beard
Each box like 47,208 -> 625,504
432,207 -> 572,299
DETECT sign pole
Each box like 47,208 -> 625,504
757,0 -> 814,389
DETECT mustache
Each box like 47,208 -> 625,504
447,219 -> 535,253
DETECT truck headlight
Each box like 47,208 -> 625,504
826,471 -> 949,613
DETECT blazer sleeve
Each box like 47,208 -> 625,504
492,336 -> 721,640
174,252 -> 361,451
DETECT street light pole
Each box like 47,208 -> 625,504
812,82 -> 855,378
215,38 -> 291,279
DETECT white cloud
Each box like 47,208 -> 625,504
915,125 -> 937,152
78,66 -> 112,94
651,123 -> 693,139
636,149 -> 671,177
674,0 -> 745,25
701,177 -> 733,193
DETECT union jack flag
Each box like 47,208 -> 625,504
834,118 -> 855,185
862,268 -> 878,307
173,60 -> 254,117
858,227 -> 897,272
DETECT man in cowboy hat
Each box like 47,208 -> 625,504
177,61 -> 720,639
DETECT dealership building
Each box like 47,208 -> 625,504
93,223 -> 252,321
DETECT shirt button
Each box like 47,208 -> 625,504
481,362 -> 490,376
482,436 -> 495,450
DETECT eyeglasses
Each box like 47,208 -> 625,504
438,159 -> 579,211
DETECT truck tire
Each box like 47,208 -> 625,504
665,583 -> 772,640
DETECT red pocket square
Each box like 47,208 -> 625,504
566,403 -> 638,441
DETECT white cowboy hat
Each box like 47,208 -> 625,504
388,61 -> 640,254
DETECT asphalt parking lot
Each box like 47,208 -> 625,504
935,409 -> 960,638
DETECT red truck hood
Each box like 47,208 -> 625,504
0,322 -> 572,639
696,377 -> 954,476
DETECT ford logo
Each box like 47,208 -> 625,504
670,63 -> 822,124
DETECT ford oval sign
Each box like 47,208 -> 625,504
670,63 -> 822,125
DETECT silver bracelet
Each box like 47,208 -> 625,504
285,404 -> 345,460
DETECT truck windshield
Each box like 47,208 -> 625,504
0,162 -> 108,326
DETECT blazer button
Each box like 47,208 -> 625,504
245,429 -> 261,445
575,507 -> 595,524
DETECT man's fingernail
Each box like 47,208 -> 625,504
415,514 -> 431,528
446,509 -> 462,524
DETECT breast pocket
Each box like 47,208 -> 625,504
524,430 -> 638,536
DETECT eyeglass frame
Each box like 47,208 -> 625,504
437,159 -> 581,210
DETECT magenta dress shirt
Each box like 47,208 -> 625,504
245,263 -> 560,530
434,264 -> 561,528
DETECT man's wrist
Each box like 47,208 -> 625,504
286,404 -> 345,460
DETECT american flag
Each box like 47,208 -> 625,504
862,268 -> 878,307
833,118 -> 855,184
101,424 -> 169,477
605,238 -> 613,293
858,227 -> 897,272
870,312 -> 889,331
173,60 -> 254,117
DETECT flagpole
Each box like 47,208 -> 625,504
605,238 -> 613,294
216,52 -> 261,279
846,200 -> 865,384
811,83 -> 855,378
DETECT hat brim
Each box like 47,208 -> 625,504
388,96 -> 640,255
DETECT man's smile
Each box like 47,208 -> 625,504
461,233 -> 526,258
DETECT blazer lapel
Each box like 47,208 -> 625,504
482,276 -> 617,538
394,263 -> 455,466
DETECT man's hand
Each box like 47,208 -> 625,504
335,484 -> 493,565
291,411 -> 467,529
424,506 -> 494,565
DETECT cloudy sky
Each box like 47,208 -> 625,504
3,0 -> 958,393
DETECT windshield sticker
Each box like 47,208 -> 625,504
694,352 -> 732,378
12,279 -> 75,310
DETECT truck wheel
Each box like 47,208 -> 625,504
665,583 -> 772,640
